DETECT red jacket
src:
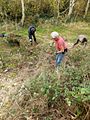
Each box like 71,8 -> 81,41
54,37 -> 67,52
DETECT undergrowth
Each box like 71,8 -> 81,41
0,22 -> 90,120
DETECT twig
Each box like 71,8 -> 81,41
84,103 -> 90,120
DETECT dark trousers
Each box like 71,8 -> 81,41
74,38 -> 87,46
29,32 -> 37,43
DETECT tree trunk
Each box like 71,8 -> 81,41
21,0 -> 25,26
57,0 -> 60,18
84,0 -> 90,18
68,0 -> 75,18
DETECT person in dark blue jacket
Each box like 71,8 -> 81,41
28,25 -> 37,45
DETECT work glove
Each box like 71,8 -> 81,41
29,39 -> 33,45
29,39 -> 32,42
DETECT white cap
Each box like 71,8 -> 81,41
51,32 -> 59,39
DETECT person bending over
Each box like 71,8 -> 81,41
51,31 -> 68,68
73,35 -> 88,47
28,25 -> 38,45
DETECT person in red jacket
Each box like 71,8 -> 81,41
51,31 -> 68,67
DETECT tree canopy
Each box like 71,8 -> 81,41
0,0 -> 90,25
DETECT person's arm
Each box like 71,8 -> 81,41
83,42 -> 87,47
56,46 -> 64,54
72,39 -> 80,47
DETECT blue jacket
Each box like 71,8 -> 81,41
28,25 -> 36,34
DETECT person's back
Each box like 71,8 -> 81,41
28,25 -> 36,33
78,35 -> 87,42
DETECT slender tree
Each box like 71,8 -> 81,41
84,0 -> 90,18
57,0 -> 60,18
68,0 -> 75,18
21,0 -> 25,26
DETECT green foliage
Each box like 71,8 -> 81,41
64,84 -> 90,106
0,0 -> 90,24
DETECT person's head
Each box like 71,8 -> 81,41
31,27 -> 35,32
51,32 -> 59,40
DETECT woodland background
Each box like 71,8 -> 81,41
0,0 -> 90,26
0,0 -> 90,120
